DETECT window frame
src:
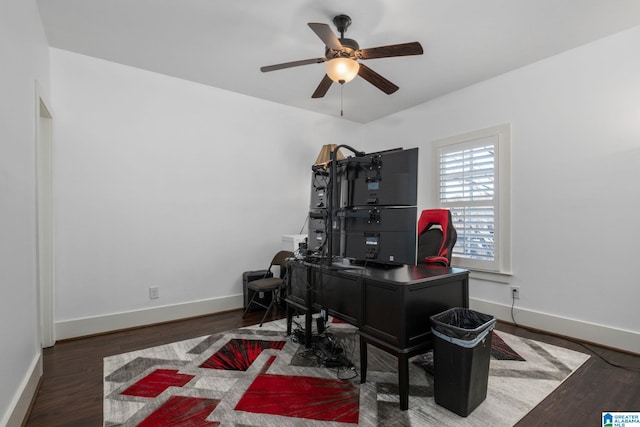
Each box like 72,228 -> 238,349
432,124 -> 512,279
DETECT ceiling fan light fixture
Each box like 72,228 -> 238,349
325,57 -> 360,84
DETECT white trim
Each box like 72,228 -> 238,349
468,269 -> 512,284
1,352 -> 42,427
470,297 -> 640,355
35,81 -> 55,348
55,294 -> 244,340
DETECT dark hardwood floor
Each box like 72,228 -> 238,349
24,307 -> 640,426
501,322 -> 640,427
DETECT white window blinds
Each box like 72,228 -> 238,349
439,141 -> 496,261
433,124 -> 511,275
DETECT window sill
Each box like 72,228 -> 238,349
456,268 -> 512,284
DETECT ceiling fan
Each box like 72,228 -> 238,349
260,14 -> 424,98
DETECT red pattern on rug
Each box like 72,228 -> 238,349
234,371 -> 359,423
121,369 -> 194,398
137,395 -> 220,427
491,331 -> 526,361
199,338 -> 286,371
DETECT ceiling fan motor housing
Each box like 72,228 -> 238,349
326,38 -> 360,59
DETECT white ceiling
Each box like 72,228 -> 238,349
37,0 -> 640,123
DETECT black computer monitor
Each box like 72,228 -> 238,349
339,147 -> 418,208
317,146 -> 419,265
342,206 -> 417,265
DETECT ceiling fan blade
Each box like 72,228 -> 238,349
311,74 -> 333,98
308,22 -> 343,50
260,57 -> 326,73
357,64 -> 399,95
357,42 -> 423,60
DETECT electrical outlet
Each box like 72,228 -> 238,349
511,286 -> 520,300
149,286 -> 160,300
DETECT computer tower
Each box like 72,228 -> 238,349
310,170 -> 330,210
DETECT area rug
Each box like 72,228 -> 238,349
103,317 -> 589,426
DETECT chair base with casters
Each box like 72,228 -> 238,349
242,250 -> 293,327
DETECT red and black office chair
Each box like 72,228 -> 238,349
417,209 -> 457,266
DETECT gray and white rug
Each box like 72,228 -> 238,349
104,317 -> 589,426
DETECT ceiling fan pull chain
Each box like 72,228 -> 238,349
340,84 -> 344,117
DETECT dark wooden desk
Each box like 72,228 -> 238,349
285,259 -> 469,410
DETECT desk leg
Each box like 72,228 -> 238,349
286,304 -> 293,336
359,337 -> 368,384
398,354 -> 409,410
305,310 -> 313,349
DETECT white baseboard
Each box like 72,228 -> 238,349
53,295 -> 640,353
1,352 -> 42,427
55,294 -> 244,340
470,297 -> 640,355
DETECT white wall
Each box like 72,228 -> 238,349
49,48 -> 364,337
364,26 -> 640,353
0,0 -> 50,425
50,25 -> 640,353
2,9 -> 634,425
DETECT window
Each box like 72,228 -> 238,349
433,124 -> 511,278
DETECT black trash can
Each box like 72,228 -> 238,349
430,307 -> 496,417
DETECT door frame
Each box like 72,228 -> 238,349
36,82 -> 55,348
